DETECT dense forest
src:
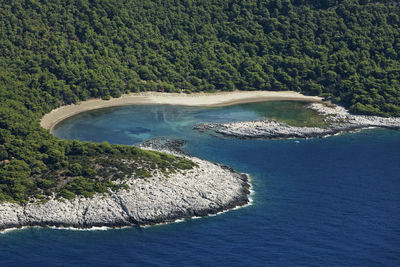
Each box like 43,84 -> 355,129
0,0 -> 399,203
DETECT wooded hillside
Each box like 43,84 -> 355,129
0,0 -> 399,202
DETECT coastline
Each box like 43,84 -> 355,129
41,91 -> 322,131
13,92 -> 397,232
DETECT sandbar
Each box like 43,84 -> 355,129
41,91 -> 322,131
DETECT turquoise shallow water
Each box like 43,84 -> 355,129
2,102 -> 400,266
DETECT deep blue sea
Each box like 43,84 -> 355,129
2,102 -> 400,266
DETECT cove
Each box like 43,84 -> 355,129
2,101 -> 400,266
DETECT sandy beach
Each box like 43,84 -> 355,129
41,91 -> 322,131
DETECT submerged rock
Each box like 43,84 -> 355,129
139,137 -> 189,156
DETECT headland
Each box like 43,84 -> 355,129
0,139 -> 251,231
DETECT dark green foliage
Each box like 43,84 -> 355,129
0,0 -> 399,202
58,189 -> 75,200
62,177 -> 98,199
68,163 -> 83,177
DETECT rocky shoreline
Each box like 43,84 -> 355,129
194,103 -> 400,139
0,140 -> 251,231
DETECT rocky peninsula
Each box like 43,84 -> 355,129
0,140 -> 250,231
194,103 -> 400,139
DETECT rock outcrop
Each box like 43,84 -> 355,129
0,143 -> 250,231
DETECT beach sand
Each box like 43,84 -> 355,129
40,91 -> 322,131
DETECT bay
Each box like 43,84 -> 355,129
2,102 -> 400,266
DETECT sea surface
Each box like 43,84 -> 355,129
2,102 -> 400,266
